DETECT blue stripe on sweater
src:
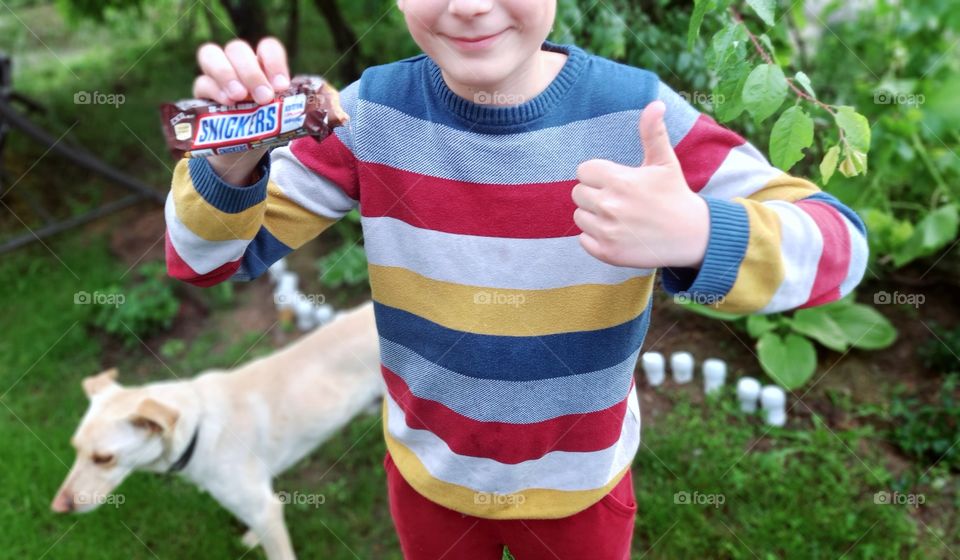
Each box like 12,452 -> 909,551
372,297 -> 652,382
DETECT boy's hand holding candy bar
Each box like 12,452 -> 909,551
159,38 -> 348,186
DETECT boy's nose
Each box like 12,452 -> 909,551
447,0 -> 493,17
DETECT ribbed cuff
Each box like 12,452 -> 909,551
187,153 -> 270,214
661,196 -> 750,300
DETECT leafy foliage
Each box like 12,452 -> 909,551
682,293 -> 897,389
891,375 -> 960,472
89,261 -> 180,345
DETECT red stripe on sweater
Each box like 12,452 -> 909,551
674,114 -> 746,192
795,199 -> 851,308
164,230 -> 240,287
289,133 -> 360,201
383,366 -> 630,464
358,161 -> 580,238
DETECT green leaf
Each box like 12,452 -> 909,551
708,23 -> 748,73
743,64 -> 787,121
714,61 -> 750,122
688,0 -> 713,50
746,0 -> 776,26
676,299 -> 744,321
746,314 -> 777,338
835,106 -> 872,152
770,106 -> 814,170
913,204 -> 959,254
794,72 -> 816,99
820,145 -> 841,185
829,304 -> 897,350
757,332 -> 818,389
894,204 -> 960,266
789,307 -> 850,352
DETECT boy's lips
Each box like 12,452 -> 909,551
444,29 -> 508,51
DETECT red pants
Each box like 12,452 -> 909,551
384,451 -> 636,560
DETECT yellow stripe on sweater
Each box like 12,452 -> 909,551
716,196 -> 785,314
262,182 -> 339,249
172,159 -> 263,242
746,173 -> 821,203
382,402 -> 629,520
368,264 -> 654,337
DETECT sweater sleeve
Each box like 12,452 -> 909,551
655,79 -> 870,314
164,79 -> 361,287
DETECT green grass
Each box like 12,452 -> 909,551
0,234 -> 400,559
633,393 -> 921,559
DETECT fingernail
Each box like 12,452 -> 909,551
227,80 -> 246,98
272,74 -> 290,90
254,85 -> 274,103
218,90 -> 230,105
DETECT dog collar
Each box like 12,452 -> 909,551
168,424 -> 199,473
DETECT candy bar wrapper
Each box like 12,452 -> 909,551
159,75 -> 349,159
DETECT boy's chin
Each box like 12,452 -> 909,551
441,60 -> 522,92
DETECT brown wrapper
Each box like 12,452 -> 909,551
159,75 -> 349,159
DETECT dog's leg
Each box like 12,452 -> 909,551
209,483 -> 296,560
251,492 -> 295,560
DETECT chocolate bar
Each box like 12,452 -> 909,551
159,75 -> 349,159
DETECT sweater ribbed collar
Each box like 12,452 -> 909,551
425,40 -> 587,127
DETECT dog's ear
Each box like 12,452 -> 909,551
82,368 -> 119,398
129,398 -> 179,436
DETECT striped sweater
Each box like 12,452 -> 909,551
165,40 -> 869,519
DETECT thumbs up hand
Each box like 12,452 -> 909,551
571,100 -> 710,269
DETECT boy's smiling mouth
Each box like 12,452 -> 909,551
443,28 -> 511,51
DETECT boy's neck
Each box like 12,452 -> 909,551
440,48 -> 569,107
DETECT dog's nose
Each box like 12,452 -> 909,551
51,492 -> 74,513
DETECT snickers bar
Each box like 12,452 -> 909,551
160,75 -> 349,159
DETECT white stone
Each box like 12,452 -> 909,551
641,352 -> 665,386
313,304 -> 335,326
760,385 -> 787,427
294,297 -> 316,331
703,358 -> 727,394
267,259 -> 288,283
736,377 -> 761,413
670,351 -> 694,384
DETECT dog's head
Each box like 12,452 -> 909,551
51,368 -> 181,513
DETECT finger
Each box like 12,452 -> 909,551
578,230 -> 608,263
197,43 -> 247,102
571,183 -> 603,214
578,158 -> 639,192
572,206 -> 604,237
639,100 -> 680,168
192,75 -> 230,105
224,39 -> 274,104
256,37 -> 290,91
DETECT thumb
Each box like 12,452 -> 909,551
639,100 -> 680,168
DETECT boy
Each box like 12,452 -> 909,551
166,1 -> 869,558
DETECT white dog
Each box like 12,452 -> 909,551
51,301 -> 383,560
